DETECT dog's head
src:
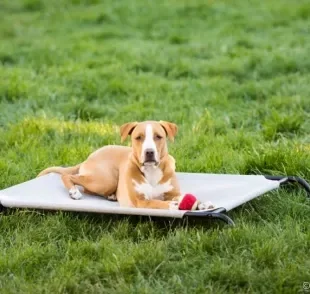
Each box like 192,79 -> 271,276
120,120 -> 178,166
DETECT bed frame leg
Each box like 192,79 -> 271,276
184,208 -> 235,226
0,204 -> 4,213
264,175 -> 310,197
208,212 -> 235,226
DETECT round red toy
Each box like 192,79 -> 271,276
178,193 -> 215,211
178,193 -> 199,210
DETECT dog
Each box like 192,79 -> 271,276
38,120 -> 205,210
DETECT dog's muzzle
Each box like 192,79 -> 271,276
143,148 -> 158,165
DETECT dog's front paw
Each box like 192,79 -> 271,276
198,201 -> 215,211
169,201 -> 179,210
69,187 -> 83,200
171,196 -> 180,201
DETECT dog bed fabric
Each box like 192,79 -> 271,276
2,172 -> 308,226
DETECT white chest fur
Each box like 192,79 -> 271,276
133,165 -> 173,200
142,165 -> 163,186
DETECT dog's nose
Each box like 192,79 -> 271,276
145,149 -> 155,160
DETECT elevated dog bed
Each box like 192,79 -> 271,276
0,173 -> 309,226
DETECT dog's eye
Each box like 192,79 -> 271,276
155,135 -> 162,140
135,136 -> 142,140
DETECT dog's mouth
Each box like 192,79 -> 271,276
142,160 -> 159,166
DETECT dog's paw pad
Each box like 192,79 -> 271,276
169,201 -> 179,210
107,194 -> 117,201
69,188 -> 83,200
198,201 -> 215,211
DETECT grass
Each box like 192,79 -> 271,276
0,0 -> 310,292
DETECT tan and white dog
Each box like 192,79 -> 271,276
38,120 -> 206,210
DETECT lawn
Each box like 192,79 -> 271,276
0,0 -> 310,292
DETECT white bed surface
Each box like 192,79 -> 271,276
0,172 -> 279,217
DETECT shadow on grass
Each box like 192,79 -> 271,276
0,206 -> 231,235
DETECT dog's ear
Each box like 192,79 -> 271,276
159,120 -> 178,142
120,122 -> 138,142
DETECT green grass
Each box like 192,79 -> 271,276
0,0 -> 310,292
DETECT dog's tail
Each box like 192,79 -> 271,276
37,164 -> 81,177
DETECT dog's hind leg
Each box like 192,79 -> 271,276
61,174 -> 84,200
62,173 -> 118,200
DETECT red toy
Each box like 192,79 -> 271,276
178,193 -> 215,211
